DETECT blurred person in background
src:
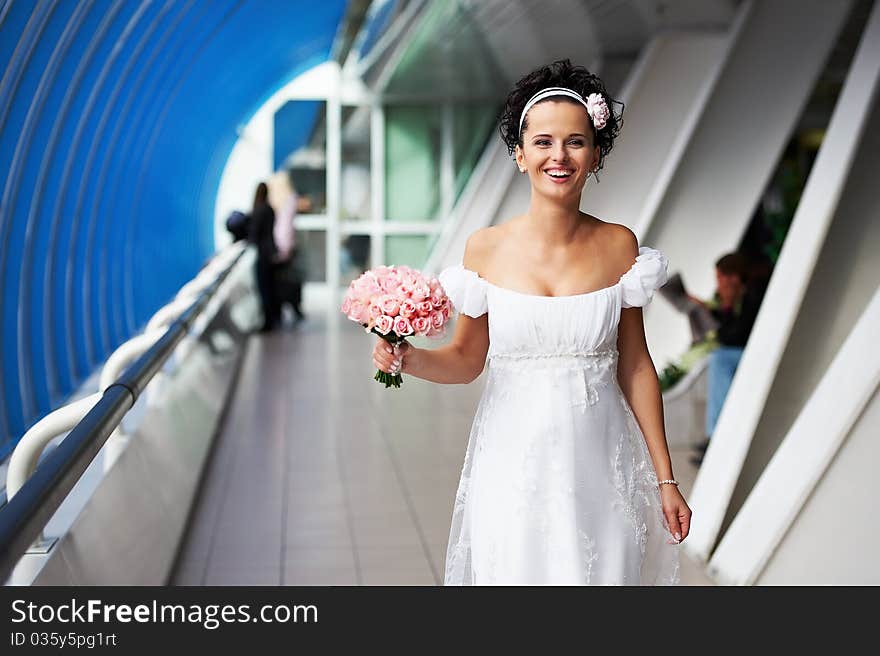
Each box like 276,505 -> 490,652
688,252 -> 767,465
270,174 -> 305,324
248,181 -> 280,332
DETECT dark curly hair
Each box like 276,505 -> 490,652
715,252 -> 751,284
498,59 -> 624,179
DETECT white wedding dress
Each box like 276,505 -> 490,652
437,246 -> 680,585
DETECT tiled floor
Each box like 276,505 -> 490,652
171,312 -> 714,586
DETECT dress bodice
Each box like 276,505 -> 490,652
437,246 -> 669,363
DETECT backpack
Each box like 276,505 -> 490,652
225,210 -> 250,242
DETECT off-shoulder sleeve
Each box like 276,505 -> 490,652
620,246 -> 669,308
438,264 -> 488,318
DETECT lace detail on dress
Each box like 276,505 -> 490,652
488,348 -> 619,411
613,392 -> 682,585
488,347 -> 616,362
611,435 -> 650,560
579,531 -> 599,585
620,246 -> 669,308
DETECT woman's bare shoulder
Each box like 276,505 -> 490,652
587,217 -> 640,275
590,217 -> 636,249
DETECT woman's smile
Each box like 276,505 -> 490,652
543,167 -> 575,183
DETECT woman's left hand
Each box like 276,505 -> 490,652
660,485 -> 692,544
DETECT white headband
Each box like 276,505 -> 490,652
518,86 -> 610,136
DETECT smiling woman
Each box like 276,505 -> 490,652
372,58 -> 690,585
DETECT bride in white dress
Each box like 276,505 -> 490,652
372,60 -> 690,585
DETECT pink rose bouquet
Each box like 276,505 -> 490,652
341,265 -> 452,388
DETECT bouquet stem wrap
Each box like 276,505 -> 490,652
371,330 -> 407,388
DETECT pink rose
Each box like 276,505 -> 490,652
411,283 -> 432,303
379,294 -> 401,316
348,300 -> 368,323
430,289 -> 445,308
352,273 -> 381,298
431,310 -> 445,330
412,316 -> 431,334
341,296 -> 352,314
369,303 -> 383,319
393,316 -> 413,336
586,92 -> 610,130
416,300 -> 434,316
374,315 -> 394,335
378,277 -> 395,293
376,269 -> 400,292
399,299 -> 417,319
441,305 -> 450,320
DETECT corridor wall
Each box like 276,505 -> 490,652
0,0 -> 346,458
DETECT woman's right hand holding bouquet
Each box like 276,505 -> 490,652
373,339 -> 413,377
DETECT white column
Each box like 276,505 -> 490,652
440,102 -> 454,221
370,101 -> 386,269
326,90 -> 342,309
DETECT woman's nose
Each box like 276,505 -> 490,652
551,144 -> 567,161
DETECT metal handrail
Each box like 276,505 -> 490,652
0,242 -> 248,583
5,393 -> 104,502
97,329 -> 166,474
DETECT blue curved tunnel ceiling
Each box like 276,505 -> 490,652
0,0 -> 348,457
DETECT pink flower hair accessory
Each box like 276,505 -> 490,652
585,92 -> 610,130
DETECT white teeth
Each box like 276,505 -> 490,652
546,170 -> 572,178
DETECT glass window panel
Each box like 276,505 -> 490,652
340,234 -> 371,286
384,235 -> 430,269
294,229 -> 327,282
341,105 -> 371,222
454,102 -> 499,200
278,100 -> 327,215
385,105 -> 441,221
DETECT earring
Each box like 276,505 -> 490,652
519,166 -> 526,173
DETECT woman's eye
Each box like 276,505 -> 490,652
536,140 -> 551,146
568,140 -> 584,146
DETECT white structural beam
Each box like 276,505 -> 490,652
326,89 -> 342,309
581,30 -> 728,241
709,288 -> 880,585
370,101 -> 386,269
642,0 -> 853,374
685,0 -> 879,562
